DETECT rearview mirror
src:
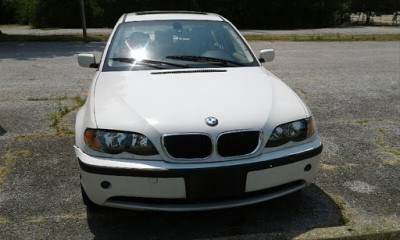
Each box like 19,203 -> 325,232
78,53 -> 98,68
259,49 -> 275,63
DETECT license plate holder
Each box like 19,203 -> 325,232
185,169 -> 247,201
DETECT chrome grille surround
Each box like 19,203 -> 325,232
161,133 -> 213,160
161,129 -> 263,162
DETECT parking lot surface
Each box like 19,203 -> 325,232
0,41 -> 399,239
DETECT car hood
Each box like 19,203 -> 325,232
94,67 -> 307,138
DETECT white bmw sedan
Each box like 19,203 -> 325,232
75,11 -> 322,211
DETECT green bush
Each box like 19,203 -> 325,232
6,0 -> 396,29
0,0 -> 18,24
196,0 -> 345,29
32,0 -> 104,28
16,0 -> 37,25
97,0 -> 193,27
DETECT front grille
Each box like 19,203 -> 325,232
217,131 -> 261,157
163,134 -> 212,159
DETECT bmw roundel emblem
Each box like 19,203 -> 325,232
205,116 -> 218,127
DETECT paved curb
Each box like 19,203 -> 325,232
294,226 -> 400,240
1,25 -> 399,36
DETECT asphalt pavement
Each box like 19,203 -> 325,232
0,41 -> 399,239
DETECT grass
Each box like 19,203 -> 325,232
0,216 -> 8,224
28,96 -> 68,101
73,95 -> 86,108
14,134 -> 56,142
329,194 -> 353,226
50,102 -> 71,135
295,87 -> 309,100
356,119 -> 372,124
0,166 -> 8,183
370,128 -> 400,166
331,119 -> 384,125
0,34 -> 109,42
27,95 -> 86,135
49,95 -> 86,135
1,150 -> 30,183
375,129 -> 400,161
1,33 -> 399,42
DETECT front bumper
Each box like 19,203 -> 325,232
76,140 -> 322,211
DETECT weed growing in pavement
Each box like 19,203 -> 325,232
27,96 -> 68,101
342,217 -> 351,224
372,128 -> 400,165
48,95 -> 86,135
73,95 -> 86,107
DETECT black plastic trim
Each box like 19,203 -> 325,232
151,69 -> 227,75
108,180 -> 304,205
135,11 -> 209,16
78,144 -> 322,177
89,63 -> 99,68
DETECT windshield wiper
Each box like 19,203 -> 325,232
166,55 -> 245,66
110,58 -> 188,68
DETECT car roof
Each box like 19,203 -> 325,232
124,11 -> 224,22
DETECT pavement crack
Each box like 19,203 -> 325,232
32,64 -> 48,69
0,150 -> 30,183
0,216 -> 8,224
27,96 -> 68,102
295,87 -> 309,101
48,95 -> 86,136
375,128 -> 400,165
26,213 -> 86,223
326,119 -> 384,126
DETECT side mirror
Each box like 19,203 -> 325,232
259,49 -> 275,63
78,53 -> 98,68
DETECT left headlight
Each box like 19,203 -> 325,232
266,118 -> 315,148
84,129 -> 158,156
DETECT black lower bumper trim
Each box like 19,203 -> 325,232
108,180 -> 305,205
78,144 -> 322,177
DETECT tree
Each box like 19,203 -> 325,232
348,0 -> 399,24
0,0 -> 18,24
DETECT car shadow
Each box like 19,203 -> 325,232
0,42 -> 106,61
86,184 -> 345,240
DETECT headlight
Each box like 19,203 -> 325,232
84,129 -> 158,155
266,118 -> 314,148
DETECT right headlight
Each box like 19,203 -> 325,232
266,118 -> 314,148
84,129 -> 158,156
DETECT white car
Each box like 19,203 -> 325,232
75,11 -> 322,211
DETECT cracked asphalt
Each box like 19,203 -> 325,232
0,41 -> 399,239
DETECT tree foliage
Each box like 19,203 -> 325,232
349,0 -> 400,24
1,0 -> 399,28
0,0 -> 18,23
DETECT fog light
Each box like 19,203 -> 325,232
101,181 -> 111,189
304,164 -> 312,172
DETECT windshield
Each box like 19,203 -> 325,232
103,20 -> 259,71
